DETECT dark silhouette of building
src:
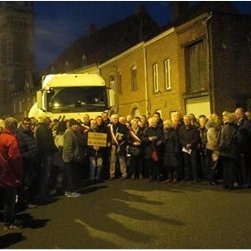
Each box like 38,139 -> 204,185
0,1 -> 35,117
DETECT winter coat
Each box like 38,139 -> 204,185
218,123 -> 238,158
127,127 -> 144,157
163,128 -> 179,167
35,123 -> 57,158
62,128 -> 81,163
178,124 -> 200,150
236,118 -> 251,154
16,127 -> 38,160
206,121 -> 221,151
142,126 -> 163,160
0,129 -> 23,187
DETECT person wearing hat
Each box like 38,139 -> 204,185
62,118 -> 81,197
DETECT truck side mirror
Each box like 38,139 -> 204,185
37,90 -> 43,109
37,90 -> 47,111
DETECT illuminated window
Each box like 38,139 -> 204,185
152,63 -> 159,93
131,65 -> 138,91
164,59 -> 171,90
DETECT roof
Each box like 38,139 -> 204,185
42,73 -> 106,88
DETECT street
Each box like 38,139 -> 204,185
1,178 -> 251,248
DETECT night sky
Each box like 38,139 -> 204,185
34,1 -> 251,72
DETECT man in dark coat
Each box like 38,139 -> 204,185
218,113 -> 238,189
0,117 -> 23,229
35,116 -> 57,202
235,108 -> 251,188
142,117 -> 163,181
17,117 -> 39,208
179,115 -> 200,182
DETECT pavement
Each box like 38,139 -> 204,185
1,178 -> 251,249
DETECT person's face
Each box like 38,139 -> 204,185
184,116 -> 191,126
149,119 -> 157,128
102,113 -> 108,120
131,120 -> 138,129
71,124 -> 78,131
22,120 -> 31,131
199,118 -> 207,128
90,120 -> 97,129
235,109 -> 242,120
140,116 -> 147,124
153,114 -> 160,121
111,115 -> 119,124
96,117 -> 103,126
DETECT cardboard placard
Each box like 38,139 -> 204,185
87,132 -> 107,147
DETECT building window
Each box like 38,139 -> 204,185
131,65 -> 138,91
164,59 -> 171,90
186,40 -> 208,93
108,75 -> 115,90
152,63 -> 159,93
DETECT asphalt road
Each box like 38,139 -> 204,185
1,179 -> 251,249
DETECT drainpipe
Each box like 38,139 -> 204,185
143,46 -> 149,116
202,12 -> 214,112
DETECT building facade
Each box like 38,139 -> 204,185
98,11 -> 251,119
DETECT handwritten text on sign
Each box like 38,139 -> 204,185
87,132 -> 107,147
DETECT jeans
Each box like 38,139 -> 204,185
89,156 -> 103,181
39,155 -> 53,198
183,150 -> 199,181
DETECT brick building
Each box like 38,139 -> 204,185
99,2 -> 251,119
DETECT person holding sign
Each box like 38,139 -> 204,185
87,119 -> 106,183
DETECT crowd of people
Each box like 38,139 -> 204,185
0,108 -> 251,230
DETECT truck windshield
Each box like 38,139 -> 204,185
47,86 -> 108,112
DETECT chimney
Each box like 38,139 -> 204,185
88,24 -> 98,37
170,2 -> 189,23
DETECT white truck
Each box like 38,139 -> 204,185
29,73 -> 115,120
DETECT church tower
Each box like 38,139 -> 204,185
0,2 -> 35,116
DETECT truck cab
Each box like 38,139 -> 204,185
29,73 -> 115,120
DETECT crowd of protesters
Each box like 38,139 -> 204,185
0,108 -> 251,230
